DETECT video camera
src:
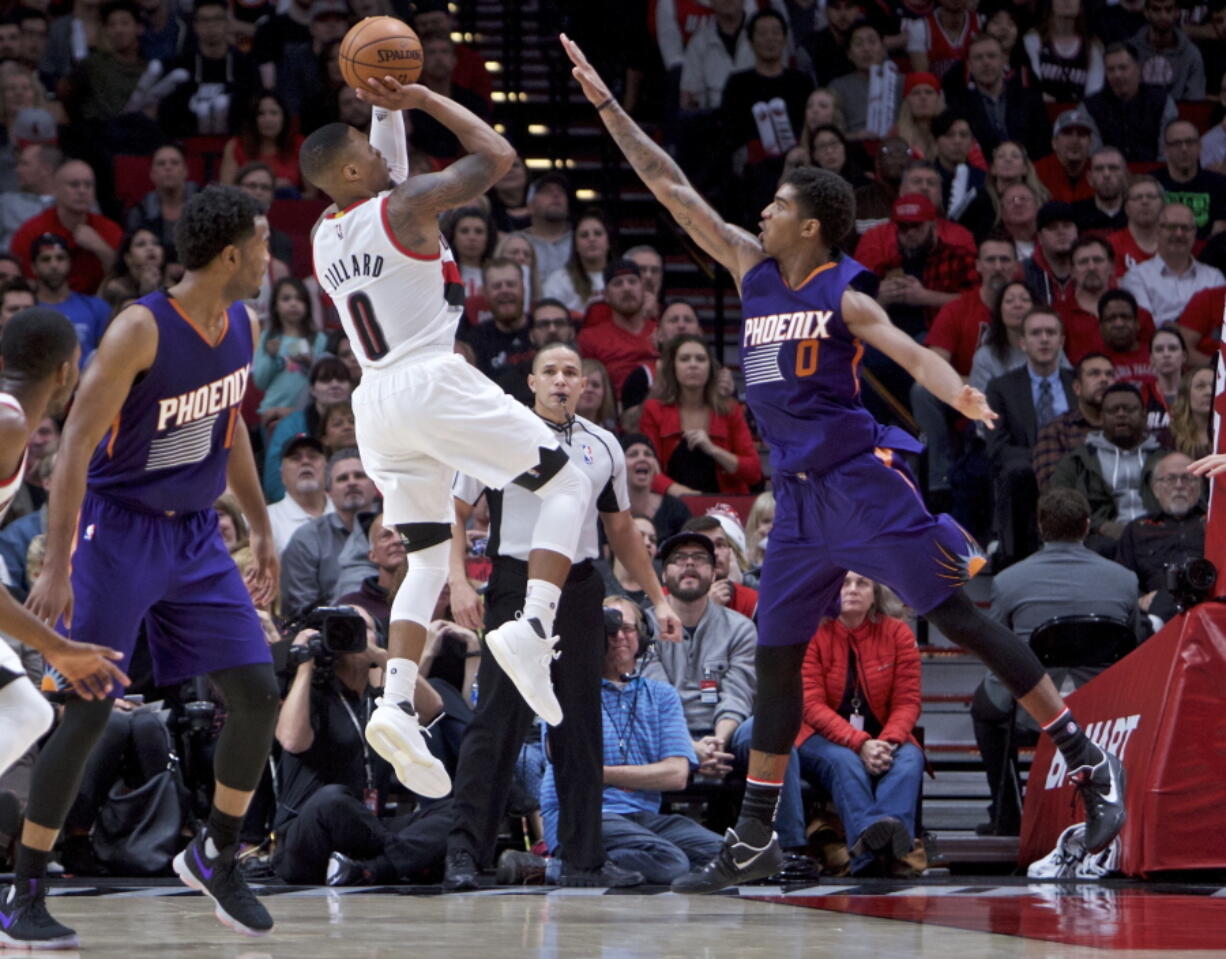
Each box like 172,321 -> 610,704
285,606 -> 369,670
1165,558 -> 1218,613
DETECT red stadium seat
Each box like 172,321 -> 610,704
182,134 -> 230,185
268,198 -> 330,277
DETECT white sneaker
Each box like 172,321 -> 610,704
365,699 -> 451,798
485,616 -> 563,726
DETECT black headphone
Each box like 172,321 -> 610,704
603,602 -> 654,669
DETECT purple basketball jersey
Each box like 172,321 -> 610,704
87,291 -> 252,513
739,255 -> 919,475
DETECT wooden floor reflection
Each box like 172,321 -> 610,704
11,878 -> 1226,958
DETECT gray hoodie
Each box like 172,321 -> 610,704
1085,430 -> 1165,523
1132,27 -> 1206,101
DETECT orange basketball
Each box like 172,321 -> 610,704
339,16 -> 423,90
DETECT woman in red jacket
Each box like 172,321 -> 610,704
639,335 -> 763,496
797,572 -> 925,876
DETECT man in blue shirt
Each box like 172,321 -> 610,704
537,597 -> 722,884
29,234 -> 108,366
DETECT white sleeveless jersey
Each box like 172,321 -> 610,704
0,392 -> 27,523
312,191 -> 465,370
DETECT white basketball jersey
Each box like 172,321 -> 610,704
312,191 -> 465,370
0,392 -> 28,524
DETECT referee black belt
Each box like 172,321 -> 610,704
492,556 -> 594,581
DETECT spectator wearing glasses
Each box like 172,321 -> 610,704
1121,202 -> 1226,326
1107,175 -> 1163,277
1154,120 -> 1226,241
490,298 -> 577,406
1117,450 -> 1206,628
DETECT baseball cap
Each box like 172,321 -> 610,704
658,531 -> 716,566
282,433 -> 325,459
1053,108 -> 1097,137
903,72 -> 940,97
12,108 -> 58,148
1037,201 -> 1077,230
309,0 -> 348,19
29,232 -> 69,259
526,171 -> 571,203
603,257 -> 641,285
891,193 -> 937,225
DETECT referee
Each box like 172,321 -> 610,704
443,342 -> 682,888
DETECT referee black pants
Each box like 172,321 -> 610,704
446,558 -> 604,871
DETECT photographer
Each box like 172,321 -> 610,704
272,606 -> 452,885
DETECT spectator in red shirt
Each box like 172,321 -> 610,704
1096,289 -> 1156,389
1108,175 -> 1162,277
577,259 -> 658,394
1022,201 -> 1078,308
639,333 -> 762,496
873,192 -> 979,338
1174,284 -> 1225,368
1060,236 -> 1154,363
853,160 -> 977,275
1033,108 -> 1097,205
11,158 -> 121,294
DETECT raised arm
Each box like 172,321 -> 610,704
356,77 -> 515,254
561,34 -> 764,283
842,288 -> 998,430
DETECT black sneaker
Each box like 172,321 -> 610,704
173,831 -> 273,937
1070,750 -> 1126,853
442,849 -> 479,891
495,850 -> 547,885
326,852 -> 371,887
850,816 -> 912,861
558,860 -> 643,888
771,851 -> 822,883
0,878 -> 79,949
670,828 -> 784,894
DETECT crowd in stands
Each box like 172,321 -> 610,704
0,0 -> 1220,885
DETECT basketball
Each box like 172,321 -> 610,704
339,16 -> 423,90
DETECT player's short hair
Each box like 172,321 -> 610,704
780,166 -> 855,248
530,340 -> 582,371
299,123 -> 356,190
1,307 -> 78,379
1037,488 -> 1090,543
174,186 -> 261,271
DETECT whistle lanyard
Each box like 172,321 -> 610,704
335,686 -> 375,793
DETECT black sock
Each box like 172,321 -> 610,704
1042,708 -> 1103,770
14,843 -> 50,884
734,778 -> 781,847
205,807 -> 245,854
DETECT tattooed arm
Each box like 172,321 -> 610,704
354,76 -> 516,256
561,34 -> 765,284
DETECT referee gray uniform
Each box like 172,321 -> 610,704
447,414 -> 629,873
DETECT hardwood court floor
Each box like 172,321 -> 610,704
13,877 -> 1226,958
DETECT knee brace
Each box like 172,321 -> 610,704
391,538 -> 451,628
211,662 -> 279,792
518,454 -> 592,561
512,445 -> 572,492
395,521 -> 452,554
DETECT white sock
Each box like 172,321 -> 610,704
523,579 -> 562,635
384,657 -> 418,705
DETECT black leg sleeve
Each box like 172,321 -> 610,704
209,662 -> 279,793
25,696 -> 116,833
925,590 -> 1046,700
546,565 -> 605,871
749,642 -> 808,756
446,563 -> 537,867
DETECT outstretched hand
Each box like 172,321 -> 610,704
355,76 -> 430,111
560,33 -> 613,107
952,384 -> 998,430
1190,452 -> 1226,478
